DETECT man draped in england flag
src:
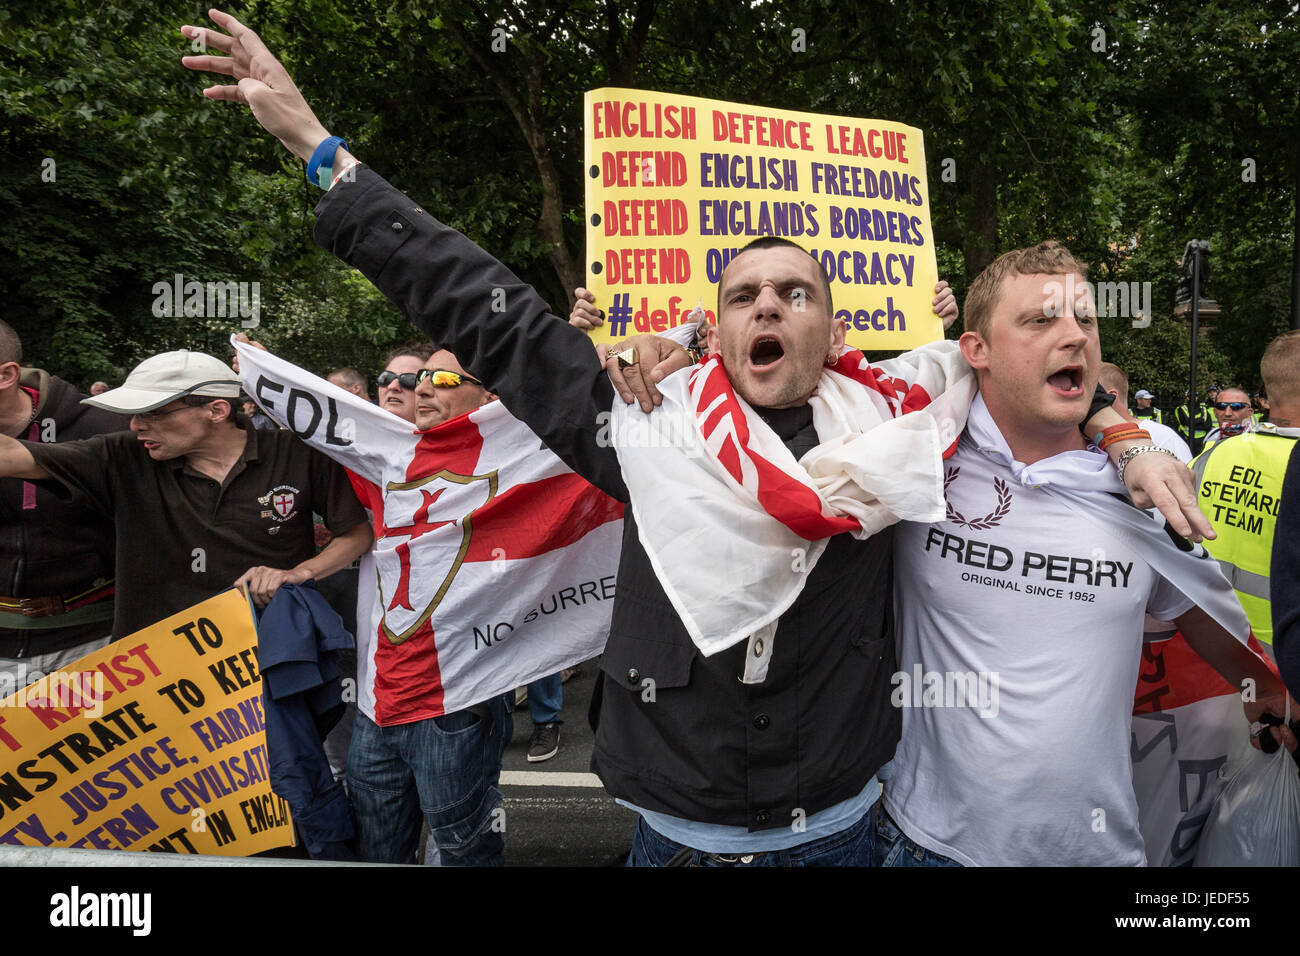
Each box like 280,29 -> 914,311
233,336 -> 624,865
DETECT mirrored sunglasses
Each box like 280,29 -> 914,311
1214,402 -> 1250,411
415,369 -> 483,389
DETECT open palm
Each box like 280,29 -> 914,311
180,8 -> 329,161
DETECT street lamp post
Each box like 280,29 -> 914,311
1175,240 -> 1219,455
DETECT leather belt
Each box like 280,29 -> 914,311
0,595 -> 65,618
0,580 -> 115,620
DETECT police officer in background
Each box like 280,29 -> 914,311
1174,389 -> 1211,451
1192,332 -> 1300,659
1132,388 -> 1162,424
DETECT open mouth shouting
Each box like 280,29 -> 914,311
749,335 -> 786,371
1046,365 -> 1084,398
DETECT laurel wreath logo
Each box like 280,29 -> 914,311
944,467 -> 1013,529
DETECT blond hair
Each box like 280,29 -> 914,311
1261,330 -> 1300,407
963,241 -> 1091,341
1096,362 -> 1128,403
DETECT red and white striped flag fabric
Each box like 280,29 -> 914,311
611,339 -> 975,659
1132,629 -> 1276,865
234,339 -> 624,724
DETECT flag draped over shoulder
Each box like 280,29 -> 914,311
611,338 -> 975,662
233,338 -> 624,723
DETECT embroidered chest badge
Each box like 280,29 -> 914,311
258,485 -> 301,524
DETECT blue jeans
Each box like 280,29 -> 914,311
874,803 -> 962,867
527,671 -> 563,725
347,695 -> 512,865
626,803 -> 876,866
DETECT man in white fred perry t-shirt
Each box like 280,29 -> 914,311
881,242 -> 1289,867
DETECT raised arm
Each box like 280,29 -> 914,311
0,435 -> 49,480
182,10 -> 626,499
182,10 -> 343,167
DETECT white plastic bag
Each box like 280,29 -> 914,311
1194,717 -> 1300,866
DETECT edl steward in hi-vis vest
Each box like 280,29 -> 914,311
1191,331 -> 1300,654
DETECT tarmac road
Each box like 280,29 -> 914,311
500,659 -> 638,867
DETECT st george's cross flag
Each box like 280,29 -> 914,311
233,338 -> 624,725
611,338 -> 976,675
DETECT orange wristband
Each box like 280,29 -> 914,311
1098,429 -> 1151,451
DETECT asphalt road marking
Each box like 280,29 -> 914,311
500,770 -> 605,788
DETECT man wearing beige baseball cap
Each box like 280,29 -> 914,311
0,349 -> 371,638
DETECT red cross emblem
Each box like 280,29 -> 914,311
375,470 -> 498,645
273,493 -> 295,517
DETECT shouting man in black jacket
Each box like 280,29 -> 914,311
182,9 -> 1212,865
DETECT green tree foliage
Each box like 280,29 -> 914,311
0,0 -> 1294,395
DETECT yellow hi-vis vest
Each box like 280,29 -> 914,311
1191,429 -> 1298,645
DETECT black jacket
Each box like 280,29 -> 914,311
313,166 -> 900,830
1272,443 -> 1300,699
0,370 -> 126,654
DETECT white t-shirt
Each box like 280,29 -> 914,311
886,423 -> 1194,867
1144,420 -> 1191,464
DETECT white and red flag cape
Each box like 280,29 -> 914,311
611,337 -> 976,679
234,339 -> 624,725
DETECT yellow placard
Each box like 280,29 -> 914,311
0,589 -> 293,856
583,88 -> 942,350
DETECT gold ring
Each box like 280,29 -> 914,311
614,347 -> 637,369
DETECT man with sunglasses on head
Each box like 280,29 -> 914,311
1204,386 -> 1256,447
0,350 -> 372,640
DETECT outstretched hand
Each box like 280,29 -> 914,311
181,9 -> 331,161
1121,450 -> 1215,542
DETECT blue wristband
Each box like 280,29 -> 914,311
306,135 -> 348,188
